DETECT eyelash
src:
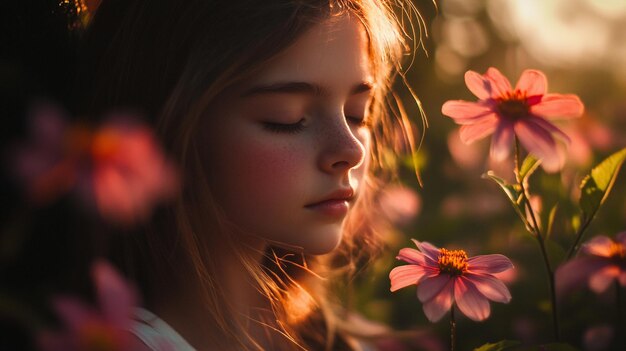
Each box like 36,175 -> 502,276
346,116 -> 370,128
262,119 -> 306,134
262,116 -> 370,134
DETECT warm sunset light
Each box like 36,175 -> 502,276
4,1 -> 626,350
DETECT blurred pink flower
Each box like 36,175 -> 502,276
13,104 -> 179,225
378,185 -> 421,226
447,129 -> 485,170
440,193 -> 506,219
88,119 -> 179,224
583,324 -> 614,351
556,232 -> 626,295
562,115 -> 616,169
13,104 -> 76,204
39,260 -> 138,351
442,67 -> 584,172
389,240 -> 513,322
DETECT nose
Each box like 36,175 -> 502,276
317,116 -> 366,174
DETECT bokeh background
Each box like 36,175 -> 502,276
2,0 -> 626,350
353,0 -> 626,350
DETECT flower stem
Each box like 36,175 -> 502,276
450,305 -> 456,351
536,238 -> 560,341
616,280 -> 623,346
566,214 -> 594,260
514,138 -> 560,341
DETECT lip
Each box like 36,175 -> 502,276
305,188 -> 354,217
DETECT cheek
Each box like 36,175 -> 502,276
235,141 -> 297,195
210,132 -> 308,218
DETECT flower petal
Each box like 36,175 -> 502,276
396,247 -> 429,265
442,101 -> 494,124
92,260 -> 137,326
490,122 -> 514,161
464,70 -> 492,100
412,240 -> 441,262
459,119 -> 498,144
514,119 -> 561,173
454,278 -> 491,321
422,279 -> 454,322
589,265 -> 621,293
555,257 -> 607,296
582,236 -> 616,257
528,118 -> 571,144
389,265 -> 430,292
485,67 -> 512,98
93,165 -> 146,224
531,94 -> 584,120
418,275 -> 452,302
52,297 -> 98,332
515,69 -> 547,97
464,273 -> 511,303
468,254 -> 514,274
616,232 -> 626,246
583,325 -> 614,351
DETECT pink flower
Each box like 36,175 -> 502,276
13,104 -> 179,225
442,67 -> 584,172
389,240 -> 513,322
583,324 -> 614,351
378,185 -> 421,226
556,232 -> 626,295
38,260 -> 138,351
12,104 -> 77,204
88,119 -> 179,225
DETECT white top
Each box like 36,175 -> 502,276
129,308 -> 196,351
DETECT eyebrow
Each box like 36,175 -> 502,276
241,81 -> 373,97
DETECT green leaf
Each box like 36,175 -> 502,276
579,148 -> 626,221
519,154 -> 540,182
545,204 -> 558,240
483,171 -> 530,230
483,172 -> 522,205
474,340 -> 522,351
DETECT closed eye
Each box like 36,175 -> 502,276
262,118 -> 306,134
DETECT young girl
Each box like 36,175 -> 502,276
74,0 -> 422,349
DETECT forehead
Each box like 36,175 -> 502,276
245,15 -> 373,91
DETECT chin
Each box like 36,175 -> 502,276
300,226 -> 344,255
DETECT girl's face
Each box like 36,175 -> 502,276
202,15 -> 373,254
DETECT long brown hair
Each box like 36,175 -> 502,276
76,0 -> 424,349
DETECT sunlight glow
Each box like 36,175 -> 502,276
283,288 -> 316,325
486,0 -> 626,82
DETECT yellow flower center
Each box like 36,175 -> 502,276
438,248 -> 468,276
91,129 -> 121,162
496,91 -> 530,121
608,242 -> 626,259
